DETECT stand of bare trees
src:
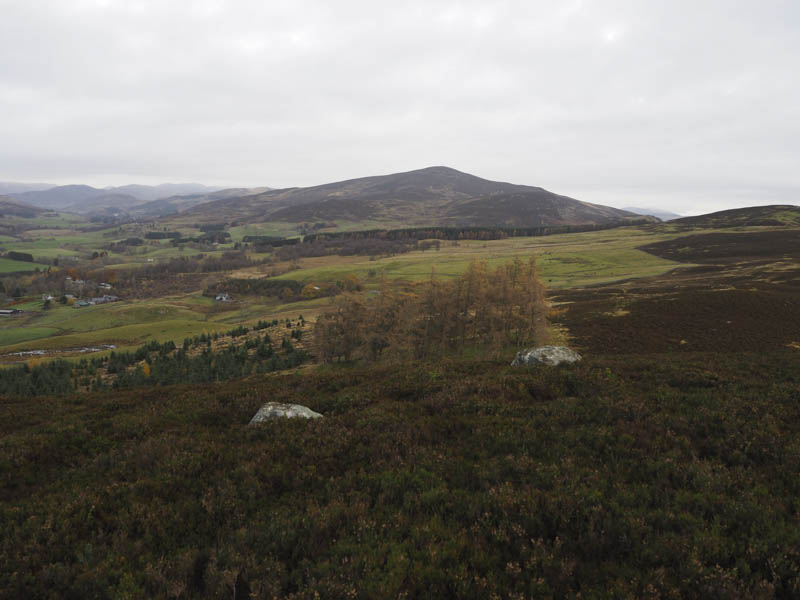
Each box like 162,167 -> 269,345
314,256 -> 547,362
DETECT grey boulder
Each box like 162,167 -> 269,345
511,346 -> 582,367
249,402 -> 323,424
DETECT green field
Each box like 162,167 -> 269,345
0,292 -> 321,358
0,325 -> 60,346
0,257 -> 47,273
268,226 -> 689,288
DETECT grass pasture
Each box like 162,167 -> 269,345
0,300 -> 222,357
0,325 -> 61,347
0,257 -> 47,274
0,293 -> 318,359
266,225 -> 690,288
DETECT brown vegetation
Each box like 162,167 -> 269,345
638,229 -> 800,264
314,257 -> 547,362
555,227 -> 800,355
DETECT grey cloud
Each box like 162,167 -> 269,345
0,0 -> 797,213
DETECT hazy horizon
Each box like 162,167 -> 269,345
2,1 -> 798,215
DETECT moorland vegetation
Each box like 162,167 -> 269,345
1,196 -> 799,597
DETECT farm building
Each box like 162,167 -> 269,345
90,295 -> 120,305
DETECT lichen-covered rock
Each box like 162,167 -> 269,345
249,402 -> 323,424
511,346 -> 582,367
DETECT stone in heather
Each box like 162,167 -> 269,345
249,402 -> 323,424
511,346 -> 582,367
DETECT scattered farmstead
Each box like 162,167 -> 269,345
73,294 -> 120,308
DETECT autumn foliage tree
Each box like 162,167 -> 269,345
314,256 -> 547,362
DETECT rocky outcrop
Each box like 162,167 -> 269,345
511,346 -> 582,367
249,402 -> 323,423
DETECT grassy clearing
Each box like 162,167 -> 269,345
0,326 -> 61,346
0,293 -> 307,356
0,300 -> 213,351
2,213 -> 85,228
771,210 -> 800,225
0,257 -> 47,273
227,222 -> 300,241
268,226 -> 691,288
2,243 -> 83,259
0,319 -> 223,355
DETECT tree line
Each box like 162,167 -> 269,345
0,326 -> 308,398
302,220 -> 654,244
314,257 -> 547,363
273,237 -> 430,261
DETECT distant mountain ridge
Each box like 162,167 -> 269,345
0,182 -> 56,195
179,166 -> 644,228
131,187 -> 273,218
10,183 -> 224,213
109,183 -> 223,203
622,207 -> 682,221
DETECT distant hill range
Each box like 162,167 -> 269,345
8,183 -> 228,215
178,166 -> 646,228
672,205 -> 800,228
0,182 -> 56,196
622,207 -> 682,221
130,187 -> 273,218
0,196 -> 47,219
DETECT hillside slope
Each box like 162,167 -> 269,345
132,187 -> 272,218
179,166 -> 643,228
12,182 -> 223,213
13,185 -> 112,210
112,183 -> 220,203
0,195 -> 47,218
623,206 -> 682,221
672,204 -> 800,227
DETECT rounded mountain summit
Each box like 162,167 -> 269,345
178,166 -> 649,229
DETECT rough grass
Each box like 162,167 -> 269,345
0,257 -> 47,273
0,295 -> 316,357
269,227 -> 689,288
0,326 -> 60,347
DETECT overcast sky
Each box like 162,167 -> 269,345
1,0 -> 797,213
